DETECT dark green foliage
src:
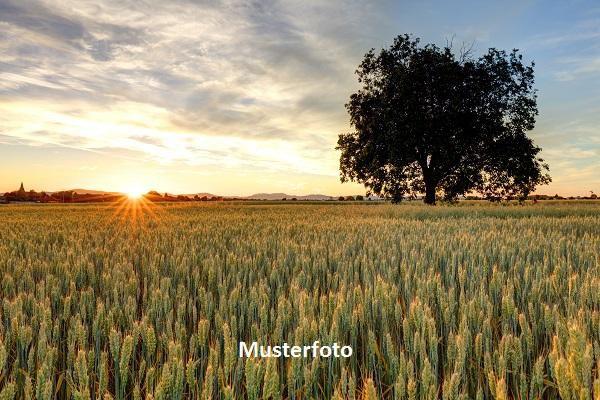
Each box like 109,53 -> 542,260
338,35 -> 551,204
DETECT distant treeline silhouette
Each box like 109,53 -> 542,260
1,184 -> 595,204
145,191 -> 225,202
1,183 -> 123,203
0,185 -> 227,204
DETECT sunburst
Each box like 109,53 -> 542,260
109,191 -> 161,223
125,187 -> 145,200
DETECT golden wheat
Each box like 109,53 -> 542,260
0,202 -> 598,399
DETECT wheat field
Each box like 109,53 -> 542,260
0,202 -> 598,399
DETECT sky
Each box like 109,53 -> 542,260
0,0 -> 599,196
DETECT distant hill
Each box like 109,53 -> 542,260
296,194 -> 334,201
65,189 -> 120,195
245,193 -> 288,200
245,193 -> 333,200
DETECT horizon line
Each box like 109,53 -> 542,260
1,183 -> 596,199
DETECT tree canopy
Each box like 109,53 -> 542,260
337,35 -> 551,204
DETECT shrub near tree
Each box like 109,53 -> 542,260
337,35 -> 551,204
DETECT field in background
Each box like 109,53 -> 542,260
0,202 -> 598,399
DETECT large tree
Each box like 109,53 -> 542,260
337,35 -> 551,204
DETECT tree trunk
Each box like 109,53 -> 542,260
424,181 -> 436,205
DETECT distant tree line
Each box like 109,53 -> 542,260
0,187 -> 229,204
336,195 -> 365,201
2,185 -> 594,204
1,188 -> 123,203
464,192 -> 598,201
144,191 -> 226,202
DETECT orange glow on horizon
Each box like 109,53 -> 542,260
109,191 -> 161,224
125,187 -> 145,200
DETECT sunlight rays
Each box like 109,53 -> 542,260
108,193 -> 162,224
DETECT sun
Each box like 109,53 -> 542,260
110,183 -> 161,223
125,186 -> 145,200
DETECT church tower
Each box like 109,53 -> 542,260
18,182 -> 25,193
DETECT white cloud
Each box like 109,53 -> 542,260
0,98 -> 338,176
1,0 -> 381,179
0,0 -> 598,195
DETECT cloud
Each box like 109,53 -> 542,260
0,0 -> 598,194
0,98 -> 338,176
0,0 -> 391,182
0,0 -> 87,43
554,57 -> 600,81
522,15 -> 600,82
0,0 -> 145,61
